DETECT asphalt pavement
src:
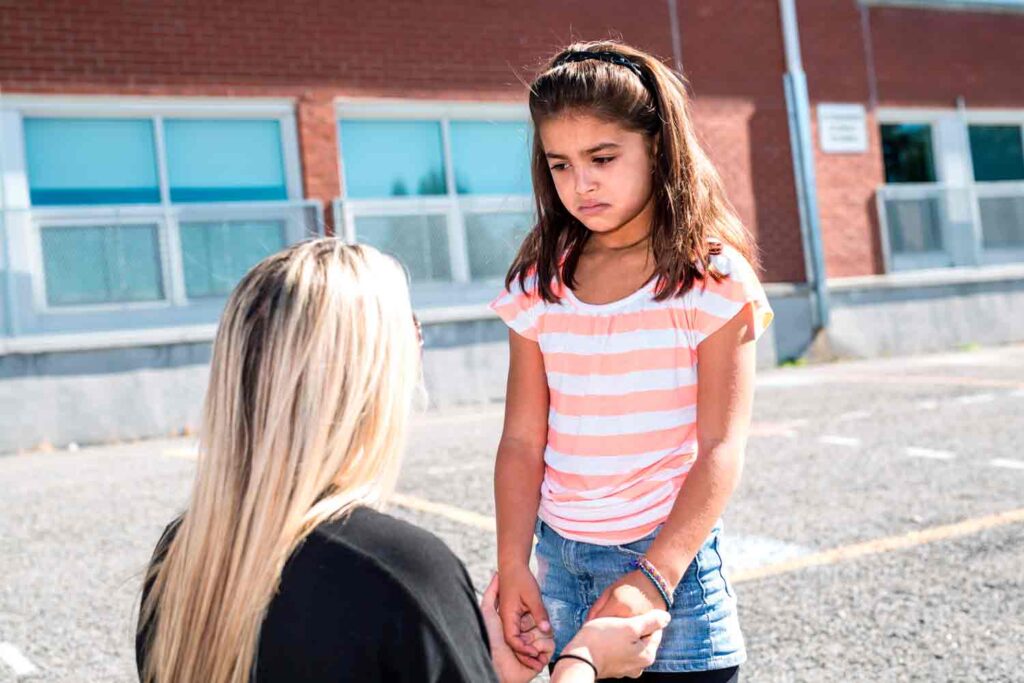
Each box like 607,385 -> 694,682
1,344 -> 1022,682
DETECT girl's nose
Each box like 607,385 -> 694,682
574,168 -> 597,194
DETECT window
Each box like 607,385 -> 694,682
881,124 -> 936,183
877,111 -> 1024,271
970,125 -> 1024,250
339,121 -> 447,198
180,220 -> 286,298
450,121 -> 532,195
39,224 -> 164,305
18,109 -> 302,309
165,119 -> 288,202
24,118 -> 160,205
969,125 -> 1024,182
337,107 -> 534,292
355,215 -> 452,283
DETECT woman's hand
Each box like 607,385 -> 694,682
497,563 -> 551,669
586,570 -> 666,621
555,610 -> 670,680
482,574 -> 554,683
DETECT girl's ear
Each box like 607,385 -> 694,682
648,134 -> 660,174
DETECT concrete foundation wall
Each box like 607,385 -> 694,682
2,276 -> 1022,453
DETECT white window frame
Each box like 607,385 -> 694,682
334,99 -> 534,307
1,94 -> 309,314
960,111 -> 1024,265
876,107 -> 1024,272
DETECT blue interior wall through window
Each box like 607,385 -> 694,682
165,119 -> 288,202
450,121 -> 532,195
24,118 -> 161,205
338,120 -> 447,198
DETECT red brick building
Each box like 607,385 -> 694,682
1,0 -> 1023,448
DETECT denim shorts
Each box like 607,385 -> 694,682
534,518 -> 746,673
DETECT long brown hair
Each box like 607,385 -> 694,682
507,40 -> 758,302
138,240 -> 420,683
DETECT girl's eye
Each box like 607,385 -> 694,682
549,163 -> 568,171
594,156 -> 615,165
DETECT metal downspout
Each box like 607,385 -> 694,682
779,0 -> 830,330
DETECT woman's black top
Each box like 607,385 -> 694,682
136,506 -> 499,682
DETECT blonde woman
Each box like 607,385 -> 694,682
136,239 -> 667,683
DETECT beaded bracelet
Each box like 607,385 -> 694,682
631,555 -> 674,610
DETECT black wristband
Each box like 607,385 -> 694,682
552,653 -> 599,678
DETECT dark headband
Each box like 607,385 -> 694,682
551,50 -> 652,89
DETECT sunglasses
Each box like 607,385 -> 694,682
413,313 -> 424,349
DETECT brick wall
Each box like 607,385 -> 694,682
870,6 -> 1024,107
798,0 -> 886,278
797,0 -> 1024,278
1,0 -> 817,283
678,1 -> 807,283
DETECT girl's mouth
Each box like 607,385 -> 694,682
578,203 -> 609,215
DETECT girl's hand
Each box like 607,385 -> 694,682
585,570 -> 666,621
497,564 -> 552,670
556,610 -> 670,680
482,574 -> 554,683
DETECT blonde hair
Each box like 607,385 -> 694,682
139,239 -> 421,683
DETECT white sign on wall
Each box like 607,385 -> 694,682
817,103 -> 868,153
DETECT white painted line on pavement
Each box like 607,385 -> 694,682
954,393 -> 995,405
837,410 -> 872,421
990,458 -> 1024,471
412,409 -> 505,427
914,399 -> 939,410
425,461 -> 492,476
734,506 -> 1024,583
906,447 -> 956,461
819,435 -> 861,447
0,643 -> 39,677
718,534 -> 814,575
749,419 -> 806,438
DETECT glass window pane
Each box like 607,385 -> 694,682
165,119 -> 288,202
465,212 -> 533,281
969,125 -> 1024,182
24,118 -> 160,205
885,198 -> 943,254
978,196 -> 1024,249
40,224 -> 163,305
180,220 -> 286,298
354,215 -> 451,283
880,124 -> 937,184
339,121 -> 447,198
450,121 -> 532,195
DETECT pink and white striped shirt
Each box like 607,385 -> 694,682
490,245 -> 774,545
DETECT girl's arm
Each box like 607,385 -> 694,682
495,329 -> 552,667
589,303 -> 758,618
641,302 -> 757,587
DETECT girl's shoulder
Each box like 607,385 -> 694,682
489,268 -> 567,341
685,240 -> 774,345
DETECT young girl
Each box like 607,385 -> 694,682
491,42 -> 774,682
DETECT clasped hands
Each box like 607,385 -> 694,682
482,565 -> 669,683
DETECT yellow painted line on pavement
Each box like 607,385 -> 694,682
161,446 -> 1024,583
731,506 -> 1024,583
160,447 -> 497,532
389,493 -> 497,532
